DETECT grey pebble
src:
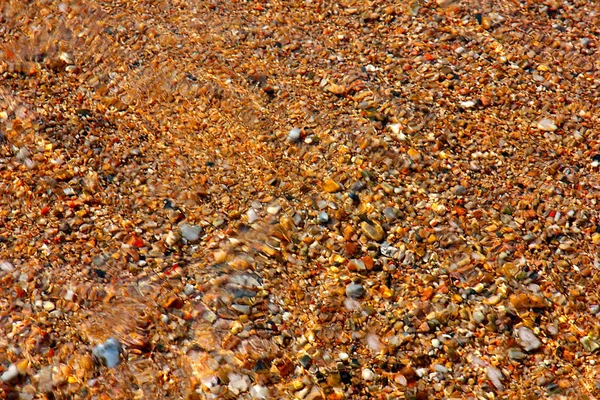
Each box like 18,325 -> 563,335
318,211 -> 329,224
92,337 -> 123,368
346,282 -> 366,299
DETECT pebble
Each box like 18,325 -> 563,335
317,211 -> 329,224
228,372 -> 250,394
339,352 -> 349,361
298,354 -> 312,368
165,231 -> 181,247
382,206 -> 397,220
1,363 -> 19,382
452,185 -> 467,196
250,385 -> 270,399
536,118 -> 558,132
183,284 -> 195,296
247,208 -> 259,223
360,221 -> 384,242
92,338 -> 122,368
179,223 -> 202,242
487,365 -> 504,391
361,368 -> 375,381
433,364 -> 448,374
267,203 -> 281,215
288,127 -> 302,142
346,282 -> 366,299
580,336 -> 600,353
508,348 -> 527,360
0,261 -> 14,271
516,326 -> 541,351
322,178 -> 342,193
380,242 -> 398,257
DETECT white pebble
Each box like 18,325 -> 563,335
517,326 -> 541,351
338,352 -> 349,361
1,364 -> 18,382
288,128 -> 301,142
536,118 -> 557,132
247,208 -> 259,223
361,368 -> 375,381
250,384 -> 270,399
228,372 -> 250,395
487,365 -> 505,391
0,261 -> 14,272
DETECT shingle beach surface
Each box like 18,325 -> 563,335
1,0 -> 600,399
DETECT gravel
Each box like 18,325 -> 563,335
1,0 -> 600,398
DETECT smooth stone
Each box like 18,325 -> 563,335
361,368 -> 375,381
228,372 -> 250,395
92,337 -> 122,368
1,364 -> 18,382
231,304 -> 251,315
318,211 -> 329,224
508,348 -> 527,360
537,118 -> 557,132
350,181 -> 367,192
472,310 -> 485,324
360,221 -> 385,242
383,206 -> 397,220
322,178 -> 342,193
288,128 -> 302,142
453,185 -> 467,195
298,354 -> 312,368
180,223 -> 202,242
516,326 -> 541,351
247,208 -> 259,223
346,283 -> 366,299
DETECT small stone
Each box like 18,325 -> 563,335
298,354 -> 312,368
508,348 -> 527,360
516,326 -> 541,351
339,352 -> 349,361
407,148 -> 421,161
267,203 -> 281,215
42,301 -> 55,311
228,372 -> 250,395
213,250 -> 228,263
326,82 -> 347,95
318,211 -> 329,224
452,185 -> 467,195
184,284 -> 195,296
383,208 -> 398,222
361,368 -> 375,381
536,118 -> 557,132
433,364 -> 448,373
460,100 -> 476,109
380,242 -> 398,257
322,178 -> 342,193
288,128 -> 302,142
250,385 -> 270,399
360,221 -> 385,242
346,282 -> 365,299
247,208 -> 259,223
580,336 -> 600,353
92,338 -> 122,368
165,231 -> 181,247
1,364 -> 18,382
487,365 -> 504,391
180,223 -> 202,242
473,310 -> 485,324
0,261 -> 14,271
231,304 -> 251,314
